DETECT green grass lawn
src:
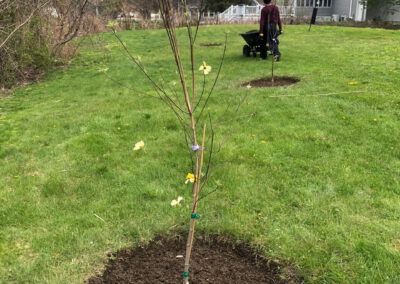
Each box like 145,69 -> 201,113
1,24 -> 399,283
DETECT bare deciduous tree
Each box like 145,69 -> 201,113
51,0 -> 90,56
0,0 -> 94,87
127,0 -> 158,20
0,0 -> 50,50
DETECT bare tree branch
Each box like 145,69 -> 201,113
0,0 -> 50,50
51,0 -> 89,56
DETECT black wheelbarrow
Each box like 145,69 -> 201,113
240,30 -> 263,58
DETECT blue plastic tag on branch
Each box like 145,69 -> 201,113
191,213 -> 200,219
183,272 -> 189,277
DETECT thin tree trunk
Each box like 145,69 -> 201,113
271,54 -> 275,85
183,124 -> 206,284
51,0 -> 89,56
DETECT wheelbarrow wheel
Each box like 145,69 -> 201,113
243,45 -> 250,57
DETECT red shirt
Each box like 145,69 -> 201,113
260,5 -> 282,32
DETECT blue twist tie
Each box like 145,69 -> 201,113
191,213 -> 200,219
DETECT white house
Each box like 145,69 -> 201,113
219,0 -> 400,22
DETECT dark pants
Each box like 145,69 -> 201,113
260,23 -> 281,59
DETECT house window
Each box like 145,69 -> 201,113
315,0 -> 331,7
297,0 -> 329,7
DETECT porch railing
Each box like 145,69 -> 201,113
219,4 -> 295,22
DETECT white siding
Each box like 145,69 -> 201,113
332,0 -> 351,17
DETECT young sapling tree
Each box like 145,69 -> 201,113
106,0 -> 247,282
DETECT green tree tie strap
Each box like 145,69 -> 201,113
191,213 -> 200,219
183,272 -> 189,277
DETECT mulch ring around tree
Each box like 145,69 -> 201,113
243,77 -> 300,88
88,234 -> 300,284
199,43 -> 222,47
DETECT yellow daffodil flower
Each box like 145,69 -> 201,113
185,173 -> 195,184
171,196 -> 183,206
199,61 -> 212,75
133,141 -> 145,151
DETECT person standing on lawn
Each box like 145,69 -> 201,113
260,0 -> 282,61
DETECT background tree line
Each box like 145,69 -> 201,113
0,0 -> 94,88
360,0 -> 400,10
2,0 -> 396,88
0,0 -> 250,88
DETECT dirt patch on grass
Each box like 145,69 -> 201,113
243,77 -> 300,88
200,43 -> 222,47
88,234 -> 299,284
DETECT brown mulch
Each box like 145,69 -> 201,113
199,43 -> 222,47
243,77 -> 300,88
88,234 -> 300,284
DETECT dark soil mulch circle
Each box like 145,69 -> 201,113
243,77 -> 300,88
88,235 -> 299,284
199,43 -> 222,47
